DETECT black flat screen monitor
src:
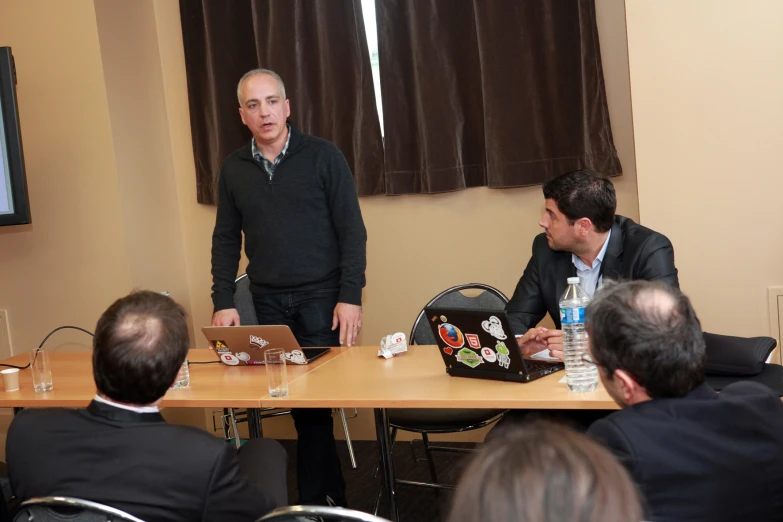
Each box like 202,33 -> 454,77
0,47 -> 30,226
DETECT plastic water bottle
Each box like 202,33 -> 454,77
560,277 -> 598,392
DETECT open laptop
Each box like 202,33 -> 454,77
201,325 -> 331,366
425,307 -> 564,382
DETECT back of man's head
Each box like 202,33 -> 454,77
586,280 -> 706,398
542,170 -> 616,232
93,291 -> 189,405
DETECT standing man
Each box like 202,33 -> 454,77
506,170 -> 678,361
211,69 -> 367,507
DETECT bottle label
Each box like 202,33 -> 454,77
560,307 -> 585,325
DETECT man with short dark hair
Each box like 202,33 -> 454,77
506,170 -> 678,360
587,281 -> 783,522
6,291 -> 287,522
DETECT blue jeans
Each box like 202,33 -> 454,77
252,289 -> 346,506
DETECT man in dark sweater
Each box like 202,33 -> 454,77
211,69 -> 367,507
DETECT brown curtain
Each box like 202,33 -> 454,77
374,0 -> 621,194
180,0 -> 384,204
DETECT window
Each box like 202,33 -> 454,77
361,0 -> 384,134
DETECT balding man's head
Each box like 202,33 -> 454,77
586,280 -> 705,398
93,291 -> 189,405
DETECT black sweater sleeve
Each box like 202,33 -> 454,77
325,147 -> 367,306
211,167 -> 243,312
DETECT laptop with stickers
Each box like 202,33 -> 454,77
201,325 -> 331,366
425,307 -> 564,382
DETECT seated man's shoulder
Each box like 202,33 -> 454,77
10,407 -> 80,430
720,381 -> 783,409
617,215 -> 672,248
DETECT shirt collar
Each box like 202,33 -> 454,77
572,229 -> 612,271
93,394 -> 159,414
251,123 -> 291,162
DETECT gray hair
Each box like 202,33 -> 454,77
237,68 -> 286,106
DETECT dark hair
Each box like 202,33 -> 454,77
93,291 -> 189,405
447,421 -> 643,522
542,170 -> 616,232
586,280 -> 706,397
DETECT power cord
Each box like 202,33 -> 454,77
0,325 -> 95,369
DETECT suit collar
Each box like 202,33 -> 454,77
600,217 -> 624,281
87,400 -> 166,424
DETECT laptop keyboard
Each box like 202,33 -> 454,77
525,361 -> 559,373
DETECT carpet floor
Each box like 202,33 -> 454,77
280,439 -> 476,522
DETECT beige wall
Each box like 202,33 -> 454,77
0,0 -> 637,441
626,0 -> 783,360
0,1 -> 132,356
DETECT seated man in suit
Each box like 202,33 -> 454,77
6,291 -> 287,522
587,281 -> 783,522
506,170 -> 678,360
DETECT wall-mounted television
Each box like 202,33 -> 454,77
0,47 -> 30,226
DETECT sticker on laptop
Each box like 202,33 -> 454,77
481,316 -> 507,340
480,347 -> 497,363
250,335 -> 270,350
465,333 -> 481,349
443,347 -> 453,355
214,340 -> 230,353
285,350 -> 307,365
495,341 -> 511,369
438,323 -> 465,348
455,348 -> 483,368
220,353 -> 240,365
236,351 -> 251,362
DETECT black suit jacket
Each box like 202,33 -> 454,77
6,401 -> 279,522
589,382 -> 783,522
505,215 -> 678,334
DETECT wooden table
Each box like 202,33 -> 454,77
260,345 -> 617,521
0,347 -> 347,409
0,345 -> 615,521
261,344 -> 617,409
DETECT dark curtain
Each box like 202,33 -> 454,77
180,0 -> 385,204
374,0 -> 621,194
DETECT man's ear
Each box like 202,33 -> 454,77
613,369 -> 644,404
574,217 -> 593,237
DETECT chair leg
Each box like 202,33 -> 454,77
228,408 -> 241,449
421,433 -> 439,485
339,408 -> 358,469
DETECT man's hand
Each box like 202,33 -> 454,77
537,328 -> 564,361
517,328 -> 549,355
212,308 -> 240,326
332,303 -> 362,347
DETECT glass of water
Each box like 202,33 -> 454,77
170,360 -> 190,389
29,348 -> 54,392
263,349 -> 288,397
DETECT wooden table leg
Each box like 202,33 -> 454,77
374,407 -> 399,522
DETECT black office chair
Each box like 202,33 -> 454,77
373,284 -> 509,512
704,333 -> 783,394
257,505 -> 392,522
14,497 -> 144,522
215,274 -> 358,468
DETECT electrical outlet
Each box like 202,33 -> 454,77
0,310 -> 11,358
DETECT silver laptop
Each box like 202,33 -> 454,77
201,325 -> 331,366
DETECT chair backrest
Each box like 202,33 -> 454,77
234,274 -> 259,325
257,505 -> 392,522
15,497 -> 144,522
409,283 -> 509,345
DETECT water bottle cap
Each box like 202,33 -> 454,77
567,277 -> 580,285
